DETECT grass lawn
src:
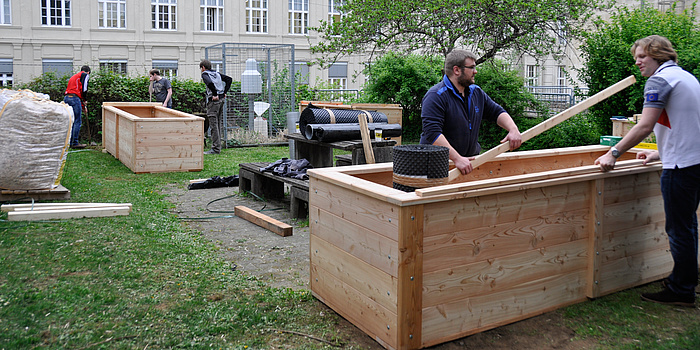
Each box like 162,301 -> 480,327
1,146 -> 699,349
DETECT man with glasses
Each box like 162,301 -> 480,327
420,49 -> 521,175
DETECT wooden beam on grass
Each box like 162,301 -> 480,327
234,205 -> 293,237
7,205 -> 132,221
2,202 -> 132,212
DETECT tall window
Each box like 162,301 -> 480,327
0,59 -> 12,87
201,0 -> 223,32
1,0 -> 10,25
526,65 -> 539,86
98,0 -> 126,29
328,0 -> 344,23
246,0 -> 267,33
328,62 -> 347,89
288,0 -> 308,35
42,59 -> 73,77
152,0 -> 177,30
152,60 -> 178,78
41,0 -> 71,27
100,60 -> 127,74
557,66 -> 566,87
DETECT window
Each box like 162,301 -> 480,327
152,60 -> 178,78
246,0 -> 267,33
293,62 -> 310,85
526,64 -> 539,86
328,62 -> 347,89
42,59 -> 73,77
152,0 -> 176,30
98,0 -> 126,29
556,20 -> 567,46
41,0 -> 71,27
100,60 -> 127,74
328,0 -> 345,23
557,66 -> 566,88
288,0 -> 308,35
1,0 -> 10,25
200,0 -> 223,32
0,59 -> 12,87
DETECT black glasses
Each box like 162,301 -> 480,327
461,65 -> 476,70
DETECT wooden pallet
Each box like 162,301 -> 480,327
0,185 -> 71,202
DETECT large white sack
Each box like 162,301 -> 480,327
0,89 -> 73,190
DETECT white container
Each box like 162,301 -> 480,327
254,116 -> 268,136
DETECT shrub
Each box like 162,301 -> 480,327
579,6 -> 700,135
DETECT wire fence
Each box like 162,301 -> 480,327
205,43 -> 295,143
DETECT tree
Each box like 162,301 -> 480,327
579,5 -> 700,135
311,0 -> 604,64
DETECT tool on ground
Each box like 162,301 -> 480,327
446,75 -> 637,182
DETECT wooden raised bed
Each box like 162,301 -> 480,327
102,102 -> 205,173
308,145 -> 695,349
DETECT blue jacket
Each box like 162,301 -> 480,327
420,75 -> 506,156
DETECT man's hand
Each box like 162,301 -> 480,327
212,95 -> 219,101
636,149 -> 660,165
594,152 -> 616,172
454,155 -> 476,175
500,130 -> 522,151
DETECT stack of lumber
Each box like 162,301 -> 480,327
1,202 -> 132,221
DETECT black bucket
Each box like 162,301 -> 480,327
392,144 -> 449,192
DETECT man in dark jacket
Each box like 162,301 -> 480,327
200,59 -> 232,155
420,50 -> 521,175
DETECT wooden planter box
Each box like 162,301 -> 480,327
102,102 -> 205,173
308,145 -> 695,349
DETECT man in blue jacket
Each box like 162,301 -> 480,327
420,50 -> 522,175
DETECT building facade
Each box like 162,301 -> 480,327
0,0 -> 365,89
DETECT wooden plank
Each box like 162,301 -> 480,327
310,206 -> 399,277
423,240 -> 588,308
2,202 -> 132,212
599,220 -> 667,263
421,270 -> 587,347
598,247 -> 673,296
602,196 -> 665,234
603,171 -> 661,205
420,159 -> 647,198
234,206 -> 292,237
310,262 -> 398,349
446,75 -> 636,182
423,208 -> 589,272
397,205 -> 423,349
422,181 -> 590,237
356,111 -> 375,164
311,235 -> 397,313
310,178 -> 400,241
8,206 -> 131,221
587,179 -> 604,298
0,185 -> 71,202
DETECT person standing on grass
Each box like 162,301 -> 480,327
64,65 -> 90,149
148,69 -> 173,108
419,49 -> 522,175
200,59 -> 232,155
595,35 -> 700,307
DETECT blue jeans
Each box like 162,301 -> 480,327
64,95 -> 82,146
661,163 -> 700,297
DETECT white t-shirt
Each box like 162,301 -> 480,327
643,60 -> 700,169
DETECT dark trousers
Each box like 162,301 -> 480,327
206,99 -> 224,153
661,163 -> 700,297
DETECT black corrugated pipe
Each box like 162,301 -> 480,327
299,105 -> 389,139
304,123 -> 402,142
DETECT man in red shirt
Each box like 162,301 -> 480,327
64,65 -> 91,149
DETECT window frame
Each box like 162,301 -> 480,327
328,0 -> 345,24
41,0 -> 72,27
246,0 -> 268,34
288,0 -> 308,35
0,58 -> 12,87
526,64 -> 539,86
98,0 -> 126,29
1,0 -> 11,25
152,59 -> 179,79
99,59 -> 128,74
151,0 -> 177,31
42,59 -> 73,77
200,0 -> 223,32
